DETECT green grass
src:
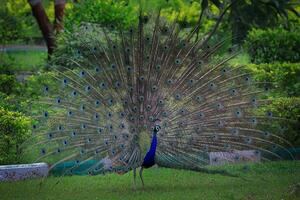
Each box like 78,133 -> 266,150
1,161 -> 300,200
0,51 -> 47,72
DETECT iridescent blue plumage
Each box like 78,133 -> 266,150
142,131 -> 158,168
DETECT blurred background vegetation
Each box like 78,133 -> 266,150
0,0 -> 299,165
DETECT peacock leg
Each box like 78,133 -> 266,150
139,167 -> 144,187
133,168 -> 137,190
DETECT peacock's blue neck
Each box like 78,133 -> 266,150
141,132 -> 157,168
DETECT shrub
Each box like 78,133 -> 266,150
0,53 -> 15,75
259,97 -> 300,147
64,0 -> 212,30
245,28 -> 300,64
0,74 -> 18,95
0,8 -> 22,43
0,71 -> 56,118
21,72 -> 56,98
0,107 -> 31,164
243,62 -> 300,147
0,0 -> 41,44
0,92 -> 20,112
245,62 -> 300,97
65,0 -> 137,30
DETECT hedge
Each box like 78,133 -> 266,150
245,62 -> 300,97
0,74 -> 18,95
260,97 -> 300,147
0,107 -> 31,164
244,62 -> 300,146
245,28 -> 300,64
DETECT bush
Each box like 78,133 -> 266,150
245,28 -> 300,64
65,0 -> 137,30
0,69 -> 56,118
0,107 -> 31,164
0,0 -> 41,44
245,63 -> 300,97
0,74 -> 18,95
260,97 -> 300,147
0,7 -> 22,43
64,0 -> 212,30
21,72 -> 56,98
0,52 -> 15,75
244,62 -> 300,147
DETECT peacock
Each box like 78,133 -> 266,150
24,3 -> 295,189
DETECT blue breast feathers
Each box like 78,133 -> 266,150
142,132 -> 157,168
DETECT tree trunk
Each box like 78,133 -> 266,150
28,0 -> 66,57
28,1 -> 55,56
230,0 -> 248,45
54,1 -> 66,33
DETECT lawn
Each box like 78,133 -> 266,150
1,50 -> 47,72
1,161 -> 299,200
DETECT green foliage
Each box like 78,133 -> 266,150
0,0 -> 41,44
0,71 -> 55,114
0,6 -> 22,43
246,62 -> 300,97
0,107 -> 31,164
16,72 -> 56,113
245,28 -> 300,63
64,0 -> 219,35
260,97 -> 300,147
0,92 -> 22,112
22,72 -> 56,99
0,74 -> 18,95
0,50 -> 51,113
244,62 -> 300,146
65,0 -> 137,30
228,0 -> 300,44
0,55 -> 14,75
0,72 -> 55,165
160,1 -> 201,26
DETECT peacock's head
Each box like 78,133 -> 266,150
152,119 -> 161,134
154,124 -> 161,133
